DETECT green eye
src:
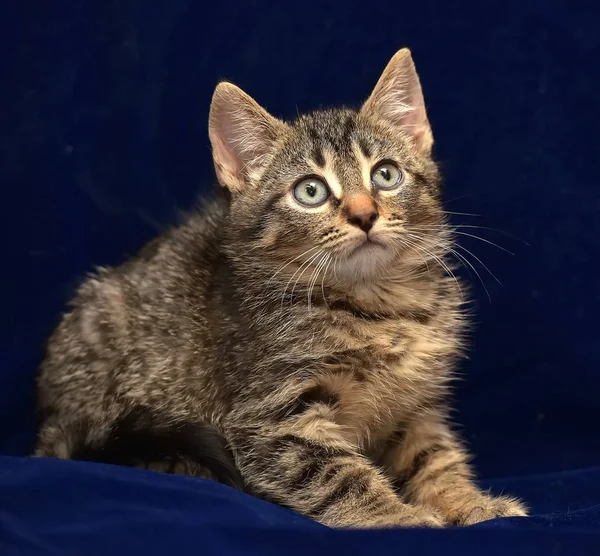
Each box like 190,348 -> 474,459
293,177 -> 330,207
371,162 -> 403,190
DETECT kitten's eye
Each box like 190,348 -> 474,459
371,162 -> 403,191
293,178 -> 330,207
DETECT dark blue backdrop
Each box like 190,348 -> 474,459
1,1 -> 599,555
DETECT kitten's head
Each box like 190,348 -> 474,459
209,49 -> 445,286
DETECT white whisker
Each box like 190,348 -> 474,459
282,249 -> 323,308
307,253 -> 330,310
411,226 -> 514,255
404,235 -> 463,299
407,230 -> 495,302
289,250 -> 325,306
320,256 -> 333,306
267,245 -> 321,285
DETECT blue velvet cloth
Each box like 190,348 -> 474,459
1,1 -> 599,554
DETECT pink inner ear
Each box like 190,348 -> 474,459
412,125 -> 432,154
362,50 -> 433,154
212,133 -> 242,186
209,87 -> 285,190
368,85 -> 432,154
209,88 -> 270,190
382,78 -> 429,139
215,113 -> 245,177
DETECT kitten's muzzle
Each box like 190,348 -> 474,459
343,195 -> 379,234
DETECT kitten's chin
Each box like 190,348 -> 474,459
336,240 -> 396,282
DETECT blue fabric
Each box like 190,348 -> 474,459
1,0 -> 599,554
1,457 -> 599,555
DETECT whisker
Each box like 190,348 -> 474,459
443,194 -> 470,205
390,237 -> 432,281
407,231 -> 497,302
412,224 -> 530,246
290,250 -> 325,307
334,254 -> 341,283
442,210 -> 481,218
403,235 -> 463,299
455,225 -> 530,246
451,231 -> 514,255
452,243 -> 502,286
448,247 -> 492,302
267,245 -> 321,285
320,256 -> 334,306
410,227 -> 514,255
390,244 -> 432,282
307,253 -> 330,310
282,249 -> 323,308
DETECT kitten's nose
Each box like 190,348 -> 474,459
344,196 -> 379,233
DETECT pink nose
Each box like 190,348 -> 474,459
348,210 -> 378,233
343,196 -> 379,233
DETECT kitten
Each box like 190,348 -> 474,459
35,48 -> 526,527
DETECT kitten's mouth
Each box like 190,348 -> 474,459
330,233 -> 390,263
347,236 -> 387,257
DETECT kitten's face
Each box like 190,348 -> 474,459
209,48 -> 445,286
234,110 -> 442,282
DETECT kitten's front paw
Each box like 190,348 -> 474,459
362,505 -> 445,529
453,495 -> 527,526
393,506 -> 446,528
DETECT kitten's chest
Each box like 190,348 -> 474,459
316,368 -> 416,448
269,284 -> 461,449
310,320 -> 446,449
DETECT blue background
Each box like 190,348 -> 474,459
1,1 -> 599,554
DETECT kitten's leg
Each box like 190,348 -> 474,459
35,408 -> 244,489
35,412 -> 114,459
143,459 -> 219,481
230,418 -> 444,528
35,415 -> 219,480
383,411 -> 527,526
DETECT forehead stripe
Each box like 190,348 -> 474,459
306,149 -> 343,199
312,145 -> 326,168
321,166 -> 343,199
353,142 -> 374,192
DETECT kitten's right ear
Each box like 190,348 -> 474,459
361,48 -> 433,155
208,82 -> 288,192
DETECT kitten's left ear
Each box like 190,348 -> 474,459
209,82 -> 289,192
361,48 -> 433,155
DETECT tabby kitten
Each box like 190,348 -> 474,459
35,49 -> 526,527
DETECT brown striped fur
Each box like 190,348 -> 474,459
34,49 -> 526,527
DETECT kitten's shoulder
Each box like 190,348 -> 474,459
132,191 -> 228,267
68,191 -> 228,311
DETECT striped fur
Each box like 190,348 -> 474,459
35,49 -> 526,527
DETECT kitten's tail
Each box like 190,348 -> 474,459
34,407 -> 245,491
